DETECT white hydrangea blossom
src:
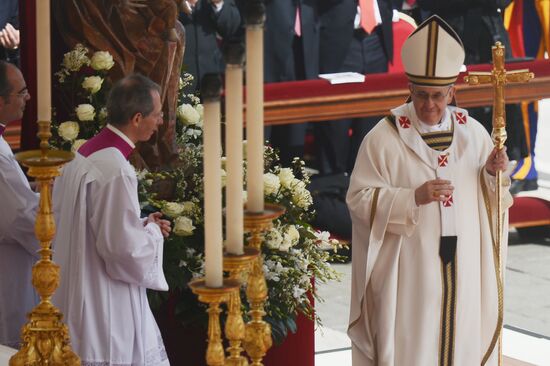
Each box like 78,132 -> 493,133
61,44 -> 90,72
263,173 -> 281,196
278,168 -> 295,189
292,180 -> 313,209
265,228 -> 283,251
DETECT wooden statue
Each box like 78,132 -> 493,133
53,0 -> 186,169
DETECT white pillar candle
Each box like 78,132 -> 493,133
225,64 -> 244,255
36,0 -> 52,122
203,98 -> 223,287
245,26 -> 264,213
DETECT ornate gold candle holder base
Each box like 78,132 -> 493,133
11,121 -> 79,366
223,248 -> 260,366
10,302 -> 80,366
242,204 -> 285,366
189,278 -> 241,366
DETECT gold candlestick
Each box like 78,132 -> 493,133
10,121 -> 80,366
189,278 -> 241,366
242,203 -> 285,366
223,247 -> 260,366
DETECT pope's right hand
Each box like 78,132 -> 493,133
414,178 -> 454,206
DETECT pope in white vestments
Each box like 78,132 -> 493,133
0,61 -> 39,348
346,16 -> 513,366
53,74 -> 171,366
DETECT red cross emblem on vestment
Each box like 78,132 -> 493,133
438,154 -> 448,167
455,112 -> 467,125
443,195 -> 453,207
398,116 -> 411,129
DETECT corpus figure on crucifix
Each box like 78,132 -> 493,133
346,15 -> 513,366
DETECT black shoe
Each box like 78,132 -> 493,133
510,179 -> 538,195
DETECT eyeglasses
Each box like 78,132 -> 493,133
411,87 -> 452,103
10,88 -> 29,98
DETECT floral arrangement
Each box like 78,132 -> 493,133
142,79 -> 344,342
53,44 -> 344,344
51,43 -> 115,151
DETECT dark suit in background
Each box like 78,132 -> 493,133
179,0 -> 242,91
316,0 -> 396,175
262,0 -> 320,165
418,0 -> 528,163
0,0 -> 19,64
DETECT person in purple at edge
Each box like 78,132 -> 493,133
0,60 -> 38,348
52,74 -> 172,366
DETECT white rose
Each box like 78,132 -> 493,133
58,121 -> 80,141
263,173 -> 280,196
75,104 -> 95,121
280,225 -> 299,252
278,168 -> 295,189
81,76 -> 103,94
71,138 -> 87,152
90,51 -> 115,71
162,202 -> 186,218
177,103 -> 200,125
284,225 -> 300,246
265,228 -> 283,251
173,216 -> 196,237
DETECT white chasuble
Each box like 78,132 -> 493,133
52,127 -> 169,366
346,103 -> 512,366
0,136 -> 40,348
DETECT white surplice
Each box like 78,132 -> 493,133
52,140 -> 170,366
346,103 -> 513,366
0,134 -> 39,348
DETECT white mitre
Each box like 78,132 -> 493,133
402,15 -> 465,86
